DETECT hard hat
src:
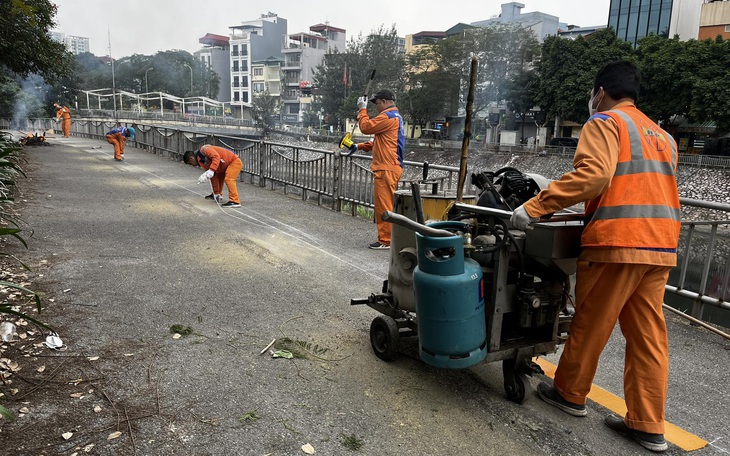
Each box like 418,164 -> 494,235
127,126 -> 136,138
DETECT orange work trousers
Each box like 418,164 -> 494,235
106,133 -> 126,160
61,118 -> 71,137
373,168 -> 403,245
554,260 -> 671,434
211,157 -> 243,203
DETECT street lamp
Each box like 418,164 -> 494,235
183,63 -> 193,93
145,67 -> 154,93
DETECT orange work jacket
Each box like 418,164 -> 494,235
357,106 -> 404,172
195,145 -> 240,173
523,101 -> 680,264
56,106 -> 71,120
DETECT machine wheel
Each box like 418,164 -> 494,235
370,316 -> 400,361
504,373 -> 530,404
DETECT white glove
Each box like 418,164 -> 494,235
197,173 -> 208,184
204,169 -> 214,179
357,96 -> 368,110
510,205 -> 537,230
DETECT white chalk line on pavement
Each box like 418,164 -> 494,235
83,142 -> 384,281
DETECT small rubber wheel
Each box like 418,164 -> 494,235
505,373 -> 530,404
369,316 -> 399,361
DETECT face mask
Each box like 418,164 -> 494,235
588,89 -> 603,116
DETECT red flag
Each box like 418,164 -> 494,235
343,62 -> 347,86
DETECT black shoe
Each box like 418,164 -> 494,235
605,414 -> 668,452
222,201 -> 241,208
536,382 -> 587,417
368,241 -> 390,250
204,193 -> 215,200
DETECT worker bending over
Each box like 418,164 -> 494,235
105,126 -> 135,161
184,145 -> 243,208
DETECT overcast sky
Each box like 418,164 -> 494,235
51,0 -> 611,58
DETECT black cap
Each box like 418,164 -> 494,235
369,89 -> 396,103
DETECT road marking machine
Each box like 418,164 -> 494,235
352,167 -> 584,403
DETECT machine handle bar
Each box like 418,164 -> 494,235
453,202 -> 584,223
381,211 -> 456,237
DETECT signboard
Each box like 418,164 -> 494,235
282,114 -> 298,122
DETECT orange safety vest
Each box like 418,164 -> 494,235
582,106 -> 680,251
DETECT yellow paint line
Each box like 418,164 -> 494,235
534,358 -> 708,452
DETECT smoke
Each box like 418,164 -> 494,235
11,74 -> 51,129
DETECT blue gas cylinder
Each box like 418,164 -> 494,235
414,221 -> 487,369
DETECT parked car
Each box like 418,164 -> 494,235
549,137 -> 579,147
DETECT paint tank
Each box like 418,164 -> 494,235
414,221 -> 487,369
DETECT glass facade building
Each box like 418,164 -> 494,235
608,0 -> 674,46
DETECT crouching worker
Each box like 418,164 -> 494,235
105,126 -> 135,161
184,145 -> 243,208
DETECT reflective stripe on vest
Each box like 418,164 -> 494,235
582,107 -> 680,250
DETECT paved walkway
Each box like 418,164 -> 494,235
6,133 -> 729,455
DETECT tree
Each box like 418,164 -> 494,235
0,0 -> 72,83
534,28 -> 633,124
313,25 -> 405,131
505,68 -> 538,142
400,47 -> 459,138
433,24 -> 541,118
250,91 -> 279,136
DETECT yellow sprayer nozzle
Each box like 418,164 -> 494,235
339,133 -> 354,149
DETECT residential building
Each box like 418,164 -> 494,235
194,33 -> 230,103
471,2 -> 566,42
51,32 -> 90,55
228,12 -> 287,116
251,56 -> 283,97
608,0 -> 704,46
404,31 -> 446,54
698,0 -> 730,40
280,24 -> 346,126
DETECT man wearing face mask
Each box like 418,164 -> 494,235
511,61 -> 679,452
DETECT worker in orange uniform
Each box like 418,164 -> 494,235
346,89 -> 404,250
183,145 -> 243,208
511,61 -> 679,453
53,103 -> 71,138
105,126 -> 135,161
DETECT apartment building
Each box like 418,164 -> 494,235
51,32 -> 90,55
228,13 -> 287,116
251,56 -> 283,97
471,2 -> 566,42
280,24 -> 346,126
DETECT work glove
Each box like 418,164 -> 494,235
510,205 -> 537,231
344,143 -> 358,156
204,169 -> 214,179
197,172 -> 209,184
357,96 -> 368,110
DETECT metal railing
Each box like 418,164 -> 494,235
2,118 -> 728,325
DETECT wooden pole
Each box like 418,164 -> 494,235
457,56 -> 478,202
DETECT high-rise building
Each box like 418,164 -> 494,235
51,32 -> 90,55
608,0 -> 704,46
228,12 -> 287,112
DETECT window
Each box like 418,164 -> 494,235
241,76 -> 248,87
253,68 -> 263,76
241,60 -> 248,72
289,105 -> 299,114
233,76 -> 239,88
233,61 -> 239,72
234,92 -> 240,102
232,44 -> 238,56
725,25 -> 730,32
242,92 -> 248,103
253,82 -> 264,93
